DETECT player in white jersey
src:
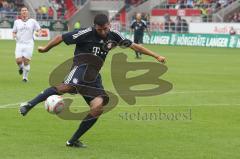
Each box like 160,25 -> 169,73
12,6 -> 41,82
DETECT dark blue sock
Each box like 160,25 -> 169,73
28,87 -> 59,107
69,114 -> 98,143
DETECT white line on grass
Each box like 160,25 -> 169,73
0,102 -> 21,108
0,103 -> 240,109
0,90 -> 239,109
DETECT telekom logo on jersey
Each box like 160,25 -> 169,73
92,47 -> 100,54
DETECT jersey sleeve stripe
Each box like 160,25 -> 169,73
72,27 -> 92,39
130,20 -> 136,26
141,20 -> 147,26
111,29 -> 125,40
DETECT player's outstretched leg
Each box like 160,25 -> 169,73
19,87 -> 59,116
19,84 -> 74,116
66,96 -> 104,148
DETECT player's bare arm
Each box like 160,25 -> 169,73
130,43 -> 166,63
38,35 -> 63,53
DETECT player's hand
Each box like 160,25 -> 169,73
156,55 -> 166,63
38,46 -> 48,53
35,32 -> 39,37
35,30 -> 41,37
13,34 -> 17,41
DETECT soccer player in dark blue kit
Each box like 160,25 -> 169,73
130,13 -> 150,59
19,14 -> 166,148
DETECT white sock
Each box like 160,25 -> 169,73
18,63 -> 23,70
23,64 -> 30,80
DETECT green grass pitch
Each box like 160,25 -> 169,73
0,40 -> 240,159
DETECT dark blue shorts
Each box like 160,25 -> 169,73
134,35 -> 143,44
63,64 -> 109,105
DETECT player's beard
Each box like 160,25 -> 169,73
99,31 -> 109,39
22,16 -> 29,21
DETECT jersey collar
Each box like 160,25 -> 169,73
93,27 -> 110,40
21,17 -> 29,22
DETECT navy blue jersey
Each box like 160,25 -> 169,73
130,19 -> 147,37
62,27 -> 132,65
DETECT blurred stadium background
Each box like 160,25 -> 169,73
1,0 -> 240,44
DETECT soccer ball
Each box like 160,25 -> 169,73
44,95 -> 65,114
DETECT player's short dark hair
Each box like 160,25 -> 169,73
20,6 -> 28,11
94,14 -> 109,26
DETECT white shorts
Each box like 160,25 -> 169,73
15,43 -> 34,60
